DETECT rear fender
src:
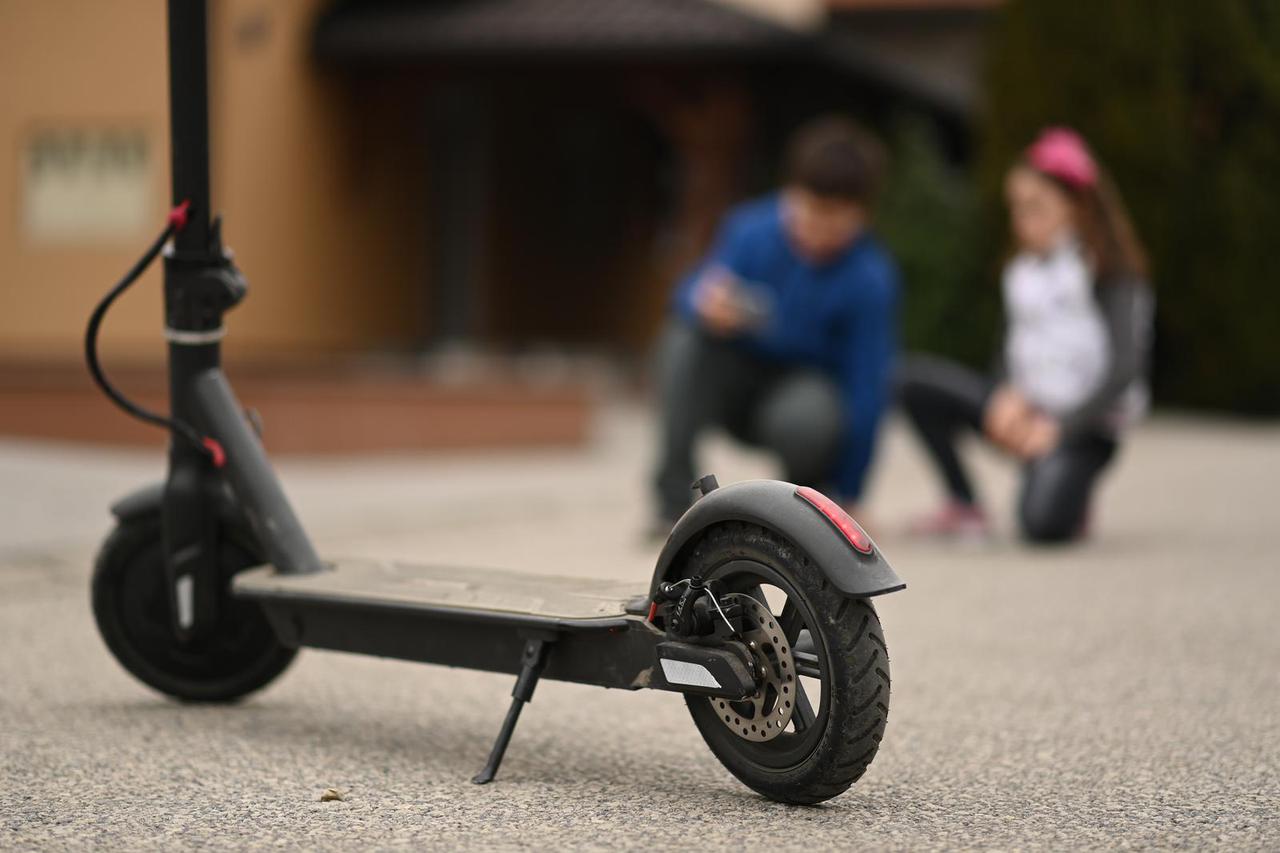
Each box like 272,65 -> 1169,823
650,479 -> 904,598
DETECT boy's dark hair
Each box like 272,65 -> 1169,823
784,115 -> 886,206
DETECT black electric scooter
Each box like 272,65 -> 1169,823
85,1 -> 904,806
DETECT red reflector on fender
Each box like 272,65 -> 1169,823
795,486 -> 873,555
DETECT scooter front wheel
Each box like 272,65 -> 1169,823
91,515 -> 296,702
678,521 -> 890,805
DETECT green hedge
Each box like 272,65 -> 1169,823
877,118 -> 993,368
979,0 -> 1280,415
879,2 -> 1280,415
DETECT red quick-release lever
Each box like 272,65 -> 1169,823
647,600 -> 659,623
167,200 -> 192,232
201,437 -> 226,469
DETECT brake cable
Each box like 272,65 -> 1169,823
660,578 -> 742,637
83,201 -> 224,466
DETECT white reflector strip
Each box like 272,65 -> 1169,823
175,574 -> 194,629
660,658 -> 721,689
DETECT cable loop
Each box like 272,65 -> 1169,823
83,202 -> 220,465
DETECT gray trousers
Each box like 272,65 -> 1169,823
652,321 -> 843,520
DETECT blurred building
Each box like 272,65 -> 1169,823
0,0 -> 993,448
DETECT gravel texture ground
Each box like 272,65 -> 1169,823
2,407 -> 1277,850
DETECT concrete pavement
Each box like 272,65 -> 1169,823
2,406 -> 1278,849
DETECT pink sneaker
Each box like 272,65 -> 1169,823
907,503 -> 992,541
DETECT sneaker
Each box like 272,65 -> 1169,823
907,502 -> 992,541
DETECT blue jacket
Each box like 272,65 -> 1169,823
674,194 -> 899,501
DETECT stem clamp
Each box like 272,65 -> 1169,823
164,326 -> 226,345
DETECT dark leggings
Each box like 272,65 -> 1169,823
898,355 -> 1117,543
653,321 -> 843,520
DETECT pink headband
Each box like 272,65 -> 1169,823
1025,127 -> 1097,190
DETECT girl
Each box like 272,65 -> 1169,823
899,127 -> 1153,543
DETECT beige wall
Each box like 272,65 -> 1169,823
209,0 -> 425,360
0,0 -> 426,366
0,0 -> 169,363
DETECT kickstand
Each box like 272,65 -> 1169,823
472,635 -> 553,785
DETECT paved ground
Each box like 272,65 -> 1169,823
2,405 -> 1278,850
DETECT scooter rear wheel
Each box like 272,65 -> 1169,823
678,521 -> 890,805
91,515 -> 296,702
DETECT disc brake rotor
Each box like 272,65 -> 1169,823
709,593 -> 796,743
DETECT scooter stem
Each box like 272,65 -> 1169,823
160,0 -> 324,612
166,0 -> 212,257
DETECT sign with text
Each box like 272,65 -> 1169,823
23,127 -> 156,244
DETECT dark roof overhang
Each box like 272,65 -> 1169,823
312,0 -> 976,118
313,0 -> 817,66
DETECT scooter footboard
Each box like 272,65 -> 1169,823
247,591 -> 664,691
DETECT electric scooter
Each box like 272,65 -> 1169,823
85,1 -> 905,806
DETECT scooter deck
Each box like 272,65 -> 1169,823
234,560 -> 644,631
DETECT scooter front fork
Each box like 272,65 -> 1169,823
161,442 -> 222,643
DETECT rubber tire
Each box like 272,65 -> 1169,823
679,521 -> 890,805
91,514 -> 296,702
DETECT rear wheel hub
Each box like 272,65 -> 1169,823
709,593 -> 796,742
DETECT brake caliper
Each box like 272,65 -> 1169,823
649,579 -> 797,740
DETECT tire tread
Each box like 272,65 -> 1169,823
678,522 -> 891,805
